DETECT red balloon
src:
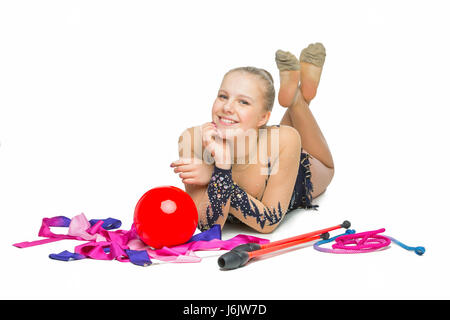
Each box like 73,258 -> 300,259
134,186 -> 198,249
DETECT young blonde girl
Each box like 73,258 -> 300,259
171,43 -> 334,233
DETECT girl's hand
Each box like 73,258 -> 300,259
170,158 -> 214,185
201,122 -> 232,169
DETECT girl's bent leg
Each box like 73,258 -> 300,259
307,152 -> 334,198
276,44 -> 334,198
287,93 -> 334,169
279,108 -> 293,126
276,43 -> 334,169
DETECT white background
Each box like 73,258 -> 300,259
1,0 -> 449,299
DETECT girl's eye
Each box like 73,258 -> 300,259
218,94 -> 227,99
240,100 -> 249,105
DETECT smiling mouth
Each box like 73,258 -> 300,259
218,116 -> 239,125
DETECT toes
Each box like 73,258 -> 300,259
300,43 -> 326,67
275,49 -> 300,71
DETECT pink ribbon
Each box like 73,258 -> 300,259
13,213 -> 269,265
333,228 -> 391,251
128,234 -> 269,263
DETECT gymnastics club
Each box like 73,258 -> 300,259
218,220 -> 350,270
230,220 -> 351,254
218,233 -> 328,270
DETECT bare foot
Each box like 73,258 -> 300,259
299,43 -> 326,103
275,49 -> 300,108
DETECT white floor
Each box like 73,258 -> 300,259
2,179 -> 447,300
1,1 -> 449,300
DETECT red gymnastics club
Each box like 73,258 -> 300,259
218,220 -> 350,270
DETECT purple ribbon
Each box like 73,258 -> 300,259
13,213 -> 269,267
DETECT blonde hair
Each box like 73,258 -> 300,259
224,66 -> 275,112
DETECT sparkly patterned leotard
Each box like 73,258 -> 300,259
198,149 -> 317,232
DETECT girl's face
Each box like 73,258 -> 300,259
212,71 -> 270,138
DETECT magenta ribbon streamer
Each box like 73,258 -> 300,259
314,228 -> 391,254
13,213 -> 269,266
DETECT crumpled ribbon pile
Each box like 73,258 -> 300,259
13,213 -> 269,267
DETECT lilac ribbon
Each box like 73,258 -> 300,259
13,213 -> 269,267
13,214 -> 110,248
